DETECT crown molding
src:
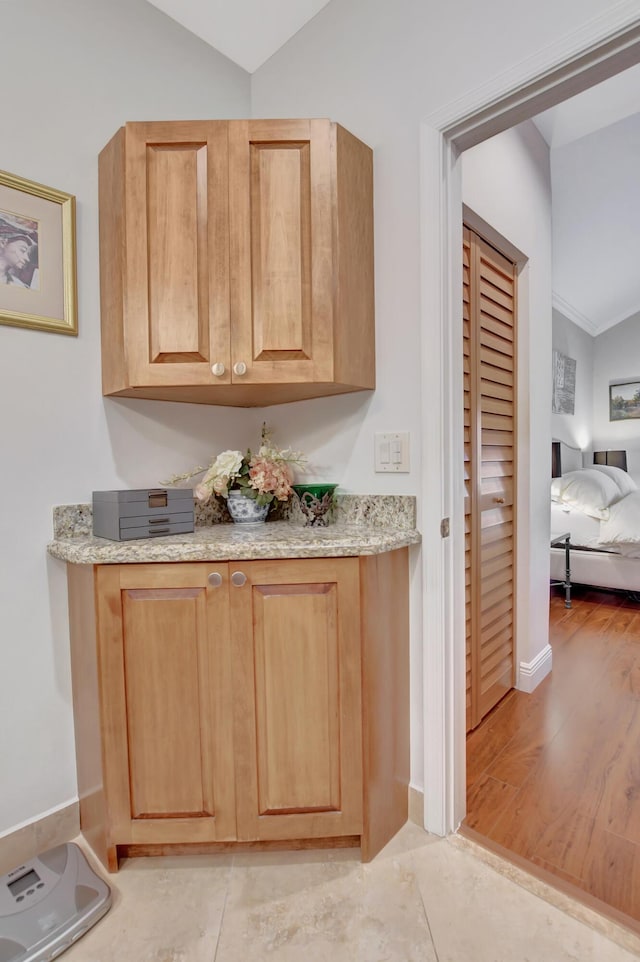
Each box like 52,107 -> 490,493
553,292 -> 640,336
552,292 -> 598,335
596,300 -> 640,334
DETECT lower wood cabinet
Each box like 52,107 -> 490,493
66,552 -> 409,871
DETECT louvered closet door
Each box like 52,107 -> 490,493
464,227 -> 517,731
463,229 -> 474,732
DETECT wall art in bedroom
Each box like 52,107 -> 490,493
552,349 -> 576,415
610,380 -> 640,421
0,168 -> 77,335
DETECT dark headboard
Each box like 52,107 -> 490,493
551,440 -> 583,477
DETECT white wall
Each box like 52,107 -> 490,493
550,114 -> 640,331
251,0 -> 626,798
552,309 -> 595,451
593,309 -> 640,476
2,0 -> 634,837
0,0 -> 251,836
462,122 -> 552,675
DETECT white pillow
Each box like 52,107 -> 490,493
553,468 -> 621,519
589,463 -> 637,497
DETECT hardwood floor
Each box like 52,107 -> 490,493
463,584 -> 640,932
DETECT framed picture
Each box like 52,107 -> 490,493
552,349 -> 576,415
610,380 -> 640,421
0,169 -> 77,335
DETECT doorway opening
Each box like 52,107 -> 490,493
419,9 -> 640,850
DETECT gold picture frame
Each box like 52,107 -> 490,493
0,169 -> 77,335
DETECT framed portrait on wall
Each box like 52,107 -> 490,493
0,169 -> 77,335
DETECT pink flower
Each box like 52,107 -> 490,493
195,481 -> 216,502
248,456 -> 293,501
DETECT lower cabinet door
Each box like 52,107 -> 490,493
97,563 -> 237,845
229,558 -> 364,841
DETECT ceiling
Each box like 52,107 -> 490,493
533,64 -> 640,336
146,0 -> 330,72
146,0 -> 639,337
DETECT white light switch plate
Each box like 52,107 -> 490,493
375,432 -> 410,472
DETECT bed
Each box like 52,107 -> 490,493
550,440 -> 640,595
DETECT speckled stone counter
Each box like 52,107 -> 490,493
48,495 -> 421,564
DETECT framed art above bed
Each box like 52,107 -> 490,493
610,380 -> 640,421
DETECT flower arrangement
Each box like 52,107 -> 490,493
163,424 -> 306,508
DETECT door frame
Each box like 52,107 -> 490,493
419,7 -> 640,836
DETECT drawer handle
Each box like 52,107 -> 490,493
231,571 -> 247,587
148,528 -> 170,536
148,517 -> 170,524
208,572 -> 223,588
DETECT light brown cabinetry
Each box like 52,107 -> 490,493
230,559 -> 363,842
66,551 -> 408,871
99,119 -> 374,407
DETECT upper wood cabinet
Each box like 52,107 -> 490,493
99,119 -> 375,407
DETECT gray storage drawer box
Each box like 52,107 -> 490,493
93,489 -> 194,541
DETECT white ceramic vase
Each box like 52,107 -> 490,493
226,490 -> 269,525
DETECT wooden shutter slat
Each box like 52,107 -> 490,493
479,279 -> 513,312
480,580 -> 512,613
481,329 -> 514,357
481,521 -> 513,546
481,459 -> 513,479
481,347 -> 513,373
480,610 -> 512,643
482,537 -> 513,563
481,380 -> 513,402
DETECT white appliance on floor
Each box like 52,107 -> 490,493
0,842 -> 111,961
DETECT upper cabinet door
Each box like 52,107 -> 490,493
228,120 -> 333,385
101,121 -> 231,392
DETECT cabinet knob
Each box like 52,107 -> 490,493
233,361 -> 247,376
207,572 -> 223,588
211,362 -> 225,377
494,497 -> 505,504
231,571 -> 247,587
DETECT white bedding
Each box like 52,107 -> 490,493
550,503 -> 602,549
599,490 -> 640,558
550,466 -> 640,559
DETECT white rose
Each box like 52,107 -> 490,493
212,475 -> 229,496
213,450 -> 243,479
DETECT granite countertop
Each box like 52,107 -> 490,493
47,495 -> 421,565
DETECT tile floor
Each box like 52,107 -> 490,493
53,823 -> 640,962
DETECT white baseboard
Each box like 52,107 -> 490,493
517,644 -> 552,693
